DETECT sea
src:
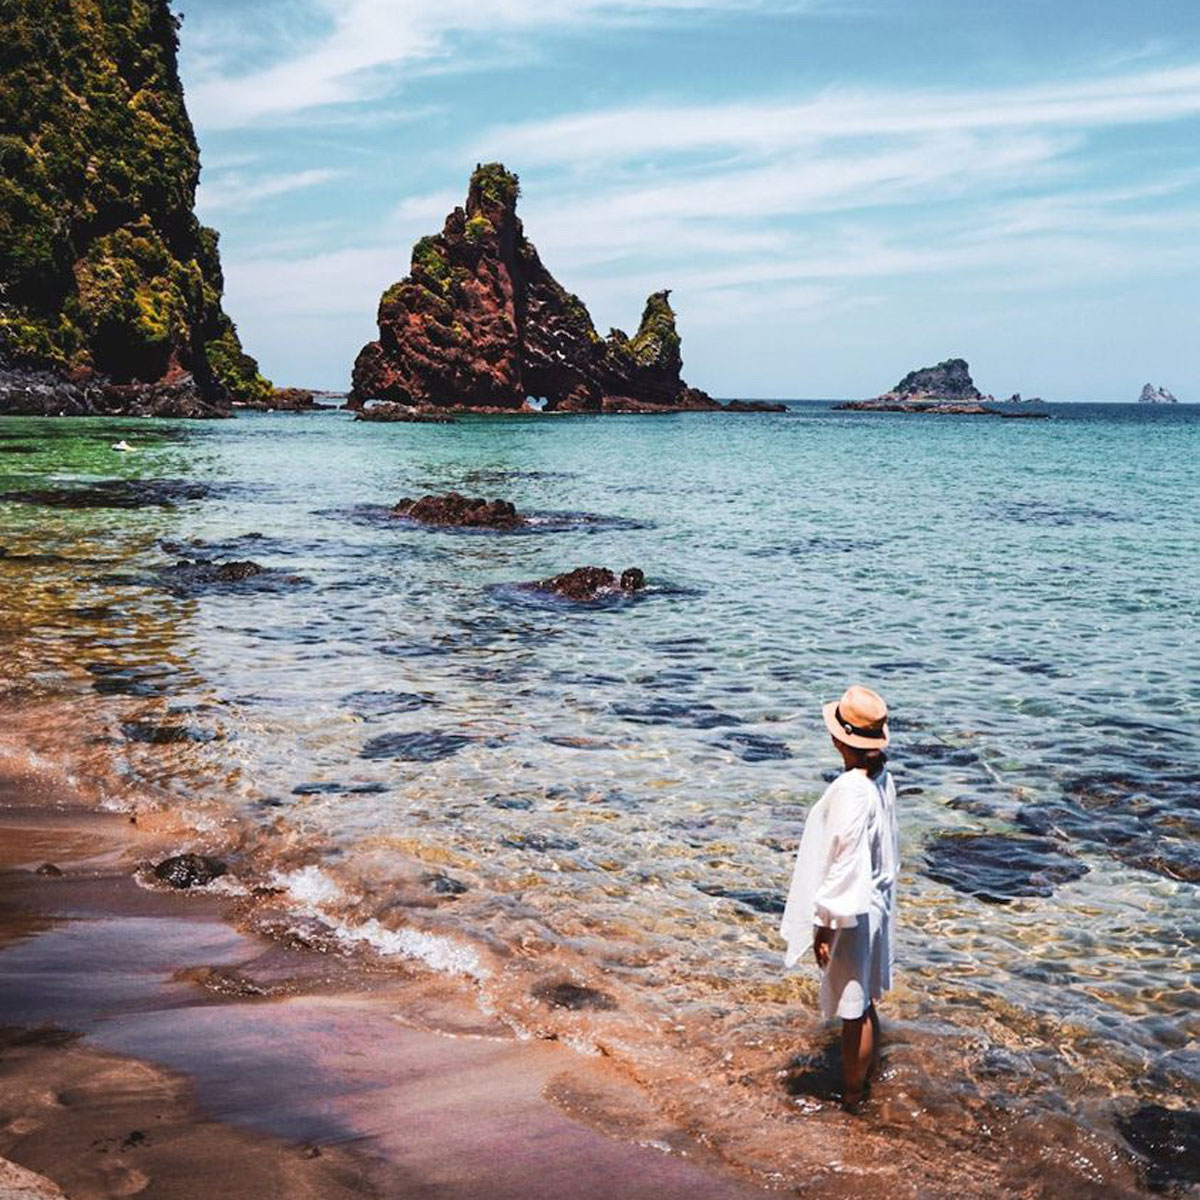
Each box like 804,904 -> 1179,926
1,401 -> 1196,1195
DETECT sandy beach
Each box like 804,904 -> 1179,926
0,761 -> 780,1200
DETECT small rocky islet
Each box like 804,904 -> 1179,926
836,358 -> 1050,417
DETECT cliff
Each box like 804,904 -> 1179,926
350,164 -> 715,413
0,0 -> 269,416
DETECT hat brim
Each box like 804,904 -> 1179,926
823,701 -> 889,749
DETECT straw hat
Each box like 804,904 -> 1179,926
822,685 -> 889,748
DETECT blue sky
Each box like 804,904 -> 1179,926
177,0 -> 1200,400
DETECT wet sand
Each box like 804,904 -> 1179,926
0,776 -> 773,1199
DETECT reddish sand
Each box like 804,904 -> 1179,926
0,787 -> 773,1199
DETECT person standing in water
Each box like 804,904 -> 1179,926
779,685 -> 899,1110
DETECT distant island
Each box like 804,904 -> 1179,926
349,164 -> 717,415
0,0 -> 270,418
1139,383 -> 1179,404
835,358 -> 1048,418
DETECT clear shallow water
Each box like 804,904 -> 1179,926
1,404 -> 1197,1193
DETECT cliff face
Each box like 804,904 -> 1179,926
350,164 -> 714,413
0,0 -> 269,414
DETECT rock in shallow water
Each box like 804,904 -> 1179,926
531,565 -> 645,601
392,492 -> 523,528
923,832 -> 1088,903
1117,1104 -> 1200,1192
360,730 -> 473,762
152,854 -> 227,889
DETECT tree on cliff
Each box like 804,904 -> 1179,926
0,0 -> 270,406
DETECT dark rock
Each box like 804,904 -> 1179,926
152,854 -> 227,889
234,387 -> 331,412
34,862 -> 64,877
923,833 -> 1088,903
1017,771 -> 1200,883
1,479 -> 211,509
614,700 -> 742,729
121,720 -> 211,745
360,731 -> 473,761
339,690 -> 434,717
532,980 -> 618,1011
158,557 -> 308,596
422,872 -> 468,896
723,399 -> 787,413
718,732 -> 793,761
350,164 -> 715,414
696,885 -> 786,914
530,565 -> 646,601
888,357 -> 982,401
1117,1104 -> 1200,1192
355,403 -> 457,424
500,832 -> 580,852
392,492 -> 523,527
835,360 -> 1051,418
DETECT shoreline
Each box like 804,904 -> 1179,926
0,761 -> 777,1200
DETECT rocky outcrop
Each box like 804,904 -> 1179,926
392,492 -> 524,527
836,358 -> 1049,417
1139,383 -> 1178,404
152,854 -> 227,888
723,399 -> 787,413
232,388 -> 335,412
350,164 -> 716,414
531,566 -> 646,600
0,0 -> 269,416
356,403 -> 456,424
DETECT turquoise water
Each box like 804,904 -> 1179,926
1,403 -> 1196,1189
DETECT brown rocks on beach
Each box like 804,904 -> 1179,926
349,164 -> 718,414
355,403 -> 457,424
531,566 -> 646,601
392,492 -> 523,527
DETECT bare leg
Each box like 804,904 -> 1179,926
840,1007 -> 876,1110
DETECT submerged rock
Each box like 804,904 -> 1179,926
923,832 -> 1088,903
532,980 -> 618,1011
152,854 -> 227,889
531,565 -> 645,601
1117,1104 -> 1200,1192
360,730 -> 473,761
392,492 -> 523,528
350,164 -> 716,414
34,863 -> 64,877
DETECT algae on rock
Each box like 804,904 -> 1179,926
0,0 -> 270,410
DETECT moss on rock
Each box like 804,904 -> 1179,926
0,0 -> 269,404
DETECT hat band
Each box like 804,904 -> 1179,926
835,706 -> 886,739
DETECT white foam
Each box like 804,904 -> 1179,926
335,917 -> 487,980
270,864 -> 346,907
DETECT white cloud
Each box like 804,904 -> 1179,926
184,0 -> 823,130
197,167 -> 342,214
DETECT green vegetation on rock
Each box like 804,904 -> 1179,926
0,0 -> 270,400
629,290 -> 682,370
468,163 -> 520,211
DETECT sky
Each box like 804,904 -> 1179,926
176,0 -> 1200,400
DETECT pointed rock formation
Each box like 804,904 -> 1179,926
350,164 -> 715,413
1138,383 -> 1178,404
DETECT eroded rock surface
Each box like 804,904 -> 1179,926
531,566 -> 646,600
350,164 -> 715,414
152,854 -> 227,889
392,492 -> 523,528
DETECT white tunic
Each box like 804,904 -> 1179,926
779,768 -> 899,1020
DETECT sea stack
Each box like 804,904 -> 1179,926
0,0 -> 270,417
350,164 -> 716,414
1138,383 -> 1179,404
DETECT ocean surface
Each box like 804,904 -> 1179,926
1,401 -> 1197,1193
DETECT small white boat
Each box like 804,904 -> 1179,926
112,440 -> 135,452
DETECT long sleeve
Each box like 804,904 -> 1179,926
811,780 -> 871,928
